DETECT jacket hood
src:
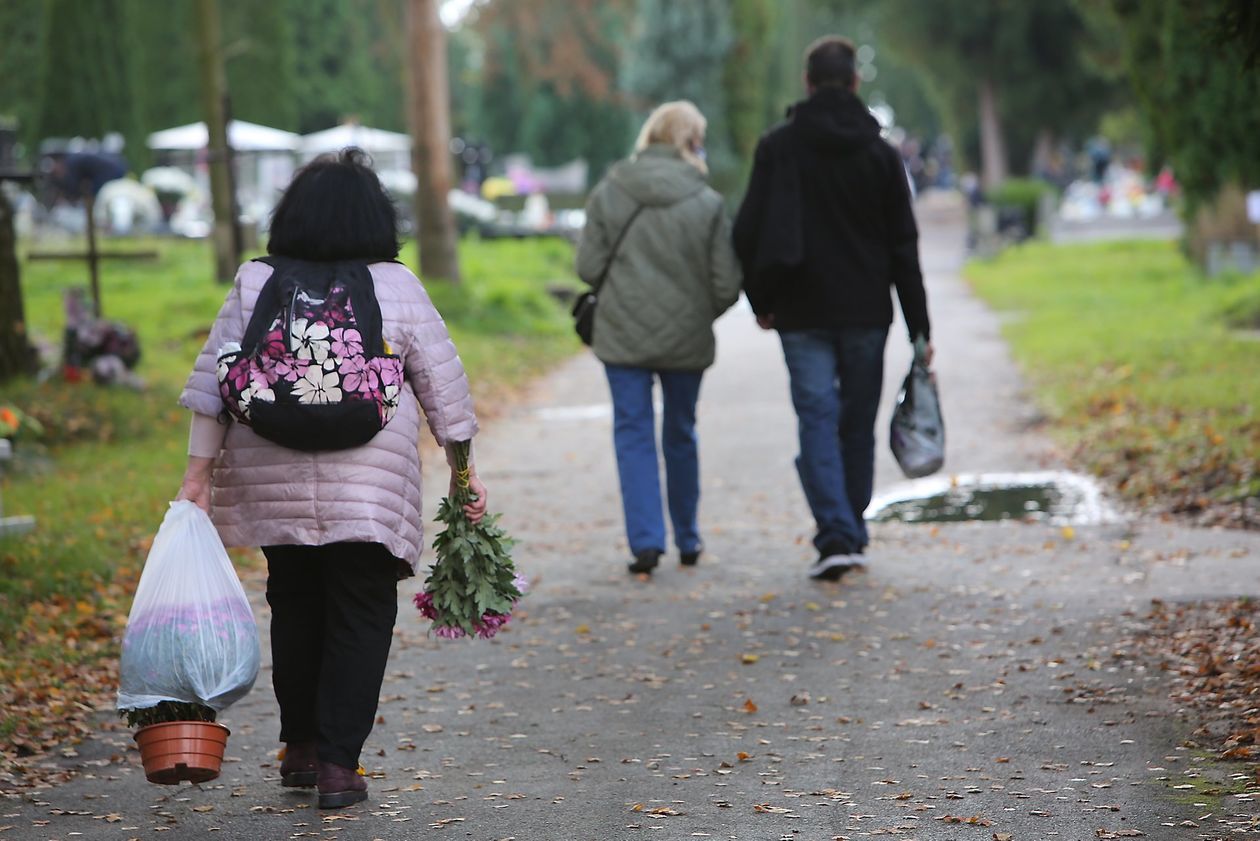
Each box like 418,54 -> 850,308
609,145 -> 708,207
789,87 -> 883,155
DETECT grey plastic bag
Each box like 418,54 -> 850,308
890,342 -> 944,478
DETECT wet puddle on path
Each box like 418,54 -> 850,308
867,471 -> 1121,525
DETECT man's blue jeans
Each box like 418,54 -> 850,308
779,327 -> 888,555
605,365 -> 705,556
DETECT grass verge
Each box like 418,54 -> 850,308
966,239 -> 1259,527
0,234 -> 579,781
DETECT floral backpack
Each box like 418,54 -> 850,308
216,257 -> 404,451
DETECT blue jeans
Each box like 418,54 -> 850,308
779,327 -> 888,555
605,365 -> 705,556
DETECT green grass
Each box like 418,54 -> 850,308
405,237 -> 581,392
0,235 -> 580,647
966,239 -> 1259,522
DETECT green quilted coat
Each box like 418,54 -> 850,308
576,145 -> 742,371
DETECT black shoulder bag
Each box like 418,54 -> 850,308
572,203 -> 645,346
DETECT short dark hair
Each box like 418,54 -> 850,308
805,35 -> 857,90
267,147 -> 400,262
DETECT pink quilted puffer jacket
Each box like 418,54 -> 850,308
179,259 -> 478,574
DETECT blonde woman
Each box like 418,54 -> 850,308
576,101 -> 742,576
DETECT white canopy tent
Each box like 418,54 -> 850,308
146,120 -> 301,232
301,124 -> 411,171
147,120 -> 302,153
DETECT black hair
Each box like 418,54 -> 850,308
805,35 -> 857,90
267,147 -> 400,262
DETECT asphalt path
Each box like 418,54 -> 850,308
3,195 -> 1258,841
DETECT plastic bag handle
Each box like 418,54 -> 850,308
913,335 -> 930,366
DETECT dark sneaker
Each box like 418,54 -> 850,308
279,741 -> 318,788
628,549 -> 662,575
808,553 -> 857,581
680,548 -> 702,567
317,761 -> 368,809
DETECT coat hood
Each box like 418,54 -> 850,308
609,145 -> 708,207
789,87 -> 883,156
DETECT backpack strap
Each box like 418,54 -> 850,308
336,261 -> 386,355
240,256 -> 293,353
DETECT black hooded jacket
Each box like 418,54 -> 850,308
732,87 -> 930,340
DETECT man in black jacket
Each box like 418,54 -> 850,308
733,35 -> 933,581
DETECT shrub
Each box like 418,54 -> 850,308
989,178 -> 1057,238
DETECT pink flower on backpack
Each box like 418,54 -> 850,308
273,355 -> 309,383
330,327 -> 363,359
248,363 -> 276,402
339,355 -> 370,393
260,326 -> 287,358
360,357 -> 404,403
375,358 -> 402,388
221,356 -> 250,392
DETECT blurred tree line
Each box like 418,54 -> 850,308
0,0 -> 941,195
1104,0 -> 1259,236
0,0 -> 408,168
1,0 -> 1253,222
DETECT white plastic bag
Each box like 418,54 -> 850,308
890,343 -> 945,479
117,501 -> 260,713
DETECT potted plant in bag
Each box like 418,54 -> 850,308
120,701 -> 230,785
117,501 -> 261,787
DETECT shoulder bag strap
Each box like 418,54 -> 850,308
592,203 -> 646,294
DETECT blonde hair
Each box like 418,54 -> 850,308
633,100 -> 708,174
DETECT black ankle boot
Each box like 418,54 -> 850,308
628,549 -> 662,575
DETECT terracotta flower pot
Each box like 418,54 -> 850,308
134,721 -> 230,785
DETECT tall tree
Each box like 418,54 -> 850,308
473,0 -> 634,180
195,0 -> 238,283
1108,0 -> 1260,215
0,192 -> 34,382
130,0 -> 200,133
623,0 -> 737,190
288,0 -> 406,133
724,0 -> 778,166
838,0 -> 1120,187
407,0 -> 460,282
221,0 -> 298,130
0,0 -> 48,157
37,0 -> 145,165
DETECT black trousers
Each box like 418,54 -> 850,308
263,542 -> 399,771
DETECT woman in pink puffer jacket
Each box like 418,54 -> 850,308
176,149 -> 485,809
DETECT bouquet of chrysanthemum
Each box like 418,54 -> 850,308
0,405 -> 44,440
413,441 -> 525,639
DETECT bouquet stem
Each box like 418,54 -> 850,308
417,440 -> 523,639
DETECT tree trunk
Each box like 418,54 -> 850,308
0,192 -> 33,382
1030,128 -> 1054,178
406,0 -> 461,283
977,77 -> 1008,191
195,0 -> 238,284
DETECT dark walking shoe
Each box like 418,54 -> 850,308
627,549 -> 662,575
680,549 -> 702,567
279,741 -> 318,788
317,761 -> 368,809
808,554 -> 856,581
809,543 -> 863,582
